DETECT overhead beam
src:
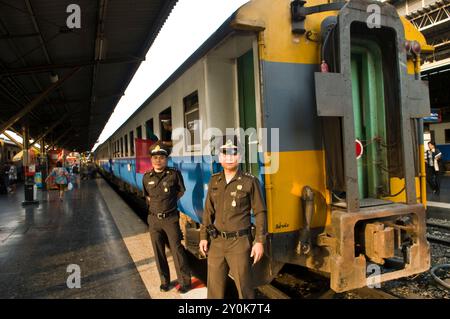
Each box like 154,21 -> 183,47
0,32 -> 40,39
30,114 -> 70,146
0,67 -> 80,135
46,129 -> 73,151
0,57 -> 143,76
0,121 -> 39,152
87,0 -> 109,148
2,131 -> 22,148
6,130 -> 40,152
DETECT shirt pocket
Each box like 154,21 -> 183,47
235,190 -> 249,209
161,179 -> 176,197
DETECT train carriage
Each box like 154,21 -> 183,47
95,0 -> 433,292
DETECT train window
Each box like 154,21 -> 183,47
183,91 -> 200,151
136,125 -> 142,139
120,137 -> 124,157
130,131 -> 135,156
124,134 -> 128,156
146,118 -> 158,141
159,108 -> 172,147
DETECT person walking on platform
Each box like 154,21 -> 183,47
8,162 -> 17,194
143,142 -> 191,293
0,162 -> 8,194
199,136 -> 267,299
425,141 -> 442,195
71,163 -> 80,188
45,161 -> 70,201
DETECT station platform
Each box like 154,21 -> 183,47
0,178 -> 206,299
427,174 -> 450,203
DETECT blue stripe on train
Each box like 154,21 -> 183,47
100,155 -> 266,224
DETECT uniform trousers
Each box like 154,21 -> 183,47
148,214 -> 191,287
207,235 -> 255,299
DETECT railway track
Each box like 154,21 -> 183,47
258,268 -> 398,299
427,219 -> 450,246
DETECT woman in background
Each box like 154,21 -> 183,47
46,161 -> 69,200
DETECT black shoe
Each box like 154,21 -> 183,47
160,283 -> 170,292
177,285 -> 190,294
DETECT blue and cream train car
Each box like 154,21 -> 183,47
95,0 -> 434,292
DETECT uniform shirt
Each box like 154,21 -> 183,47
425,148 -> 442,171
143,167 -> 185,215
200,170 -> 267,244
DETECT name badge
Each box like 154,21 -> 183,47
149,181 -> 155,185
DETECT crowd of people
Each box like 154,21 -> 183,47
0,160 -> 96,198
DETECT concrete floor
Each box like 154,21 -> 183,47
0,179 -> 150,299
426,174 -> 450,203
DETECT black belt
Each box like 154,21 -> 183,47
151,209 -> 177,220
218,228 -> 250,239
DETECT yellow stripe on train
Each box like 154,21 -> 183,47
263,150 -> 330,234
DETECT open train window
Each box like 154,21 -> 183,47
124,134 -> 128,156
183,91 -> 200,152
136,126 -> 142,139
159,107 -> 172,148
130,131 -> 135,156
146,118 -> 158,141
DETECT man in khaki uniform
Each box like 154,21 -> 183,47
199,137 -> 267,299
143,142 -> 191,293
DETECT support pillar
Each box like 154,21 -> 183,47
22,125 -> 38,205
40,137 -> 47,191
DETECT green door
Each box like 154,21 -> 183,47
237,50 -> 259,176
351,39 -> 389,199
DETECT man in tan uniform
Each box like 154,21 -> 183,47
143,142 -> 191,293
199,137 -> 267,299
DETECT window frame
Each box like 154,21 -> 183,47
183,91 -> 200,152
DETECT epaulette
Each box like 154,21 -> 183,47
167,167 -> 180,174
243,172 -> 255,178
212,172 -> 221,177
143,171 -> 153,177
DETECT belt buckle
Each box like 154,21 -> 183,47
157,213 -> 164,219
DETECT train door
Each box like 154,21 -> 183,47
237,49 -> 259,177
351,39 -> 389,199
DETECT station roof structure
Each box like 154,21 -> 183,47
0,0 -> 177,151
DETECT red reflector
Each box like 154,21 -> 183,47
356,139 -> 363,159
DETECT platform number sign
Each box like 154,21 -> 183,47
66,4 -> 81,29
356,139 -> 364,160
